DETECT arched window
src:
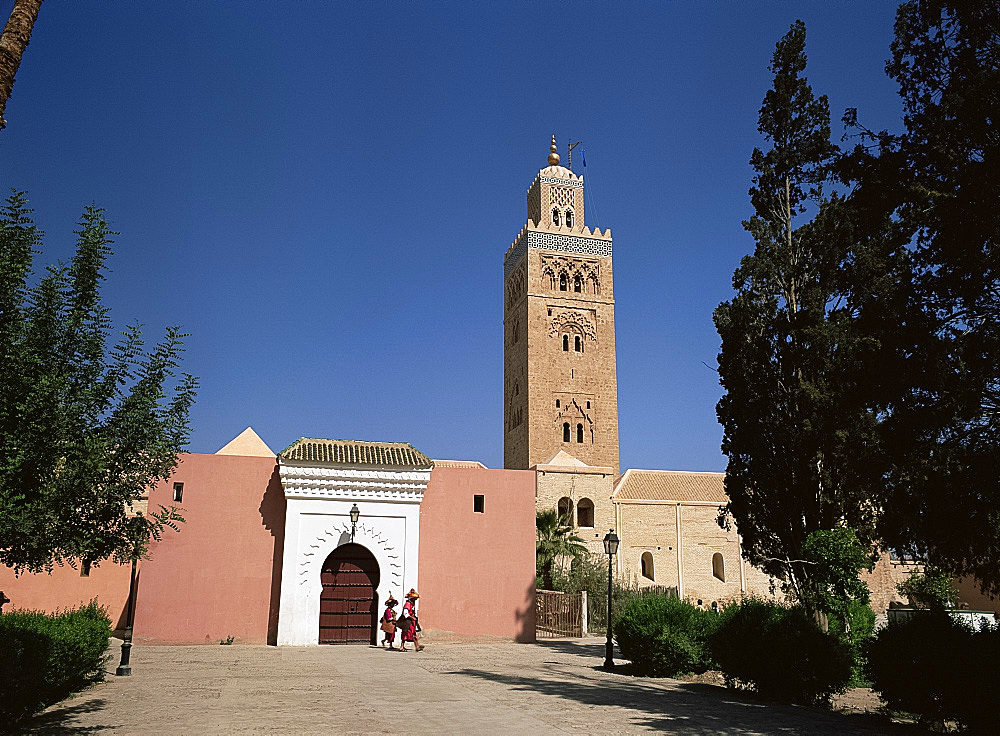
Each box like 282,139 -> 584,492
555,399 -> 560,408
565,210 -> 573,228
559,273 -> 567,291
574,275 -> 582,292
577,498 -> 594,527
557,497 -> 573,523
574,335 -> 582,352
562,334 -> 569,351
641,552 -> 654,581
563,422 -> 570,443
712,552 -> 725,582
552,209 -> 561,226
576,423 -> 584,443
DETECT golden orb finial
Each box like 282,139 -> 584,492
547,134 -> 560,166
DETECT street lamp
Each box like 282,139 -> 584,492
117,512 -> 143,677
603,529 -> 619,670
350,503 -> 360,542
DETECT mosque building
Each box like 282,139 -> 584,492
0,138 -> 923,644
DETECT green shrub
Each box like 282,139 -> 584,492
865,610 -> 1000,732
614,594 -> 718,676
828,599 -> 876,686
0,601 -> 112,726
709,597 -> 852,706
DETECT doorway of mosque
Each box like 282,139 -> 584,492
318,543 -> 380,644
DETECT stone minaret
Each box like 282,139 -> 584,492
503,136 -> 620,475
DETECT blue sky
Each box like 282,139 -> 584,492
1,2 -> 903,470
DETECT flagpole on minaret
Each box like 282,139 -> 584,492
567,140 -> 582,171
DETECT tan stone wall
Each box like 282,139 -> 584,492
503,254 -> 529,469
535,469 -> 614,557
861,554 -> 921,613
615,501 -> 779,606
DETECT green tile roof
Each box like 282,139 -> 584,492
279,438 -> 432,468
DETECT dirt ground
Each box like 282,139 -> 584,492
18,637 -> 920,735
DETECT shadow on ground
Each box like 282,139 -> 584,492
14,699 -> 110,735
447,641 -> 921,735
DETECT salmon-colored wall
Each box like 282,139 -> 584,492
0,555 -> 133,628
418,466 -> 536,642
133,453 -> 283,644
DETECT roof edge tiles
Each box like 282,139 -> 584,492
279,438 -> 432,469
613,468 -> 728,504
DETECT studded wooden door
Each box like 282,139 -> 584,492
319,543 -> 380,644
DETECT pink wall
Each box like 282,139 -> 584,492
133,453 -> 283,644
419,466 -> 536,642
0,554 -> 133,628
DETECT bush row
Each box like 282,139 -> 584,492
614,595 -> 854,706
865,610 -> 999,733
0,601 -> 112,726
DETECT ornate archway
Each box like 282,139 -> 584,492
318,543 -> 380,644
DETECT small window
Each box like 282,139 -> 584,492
473,494 -> 485,513
565,210 -> 573,228
574,335 -> 581,352
559,273 -> 567,291
547,308 -> 552,316
577,498 -> 594,527
555,399 -> 560,408
173,482 -> 184,503
574,275 -> 582,292
80,560 -> 91,578
576,423 -> 584,443
712,552 -> 725,582
641,552 -> 654,581
562,334 -> 569,351
557,497 -> 573,524
586,401 -> 591,409
563,422 -> 570,443
552,209 -> 561,226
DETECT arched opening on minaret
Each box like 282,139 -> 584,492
565,210 -> 574,228
563,423 -> 570,443
552,208 -> 561,227
574,335 -> 582,352
576,423 -> 584,443
559,273 -> 568,291
562,334 -> 569,351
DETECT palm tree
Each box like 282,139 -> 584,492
0,0 -> 44,129
536,509 -> 587,590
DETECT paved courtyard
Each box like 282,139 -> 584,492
20,638 -> 917,735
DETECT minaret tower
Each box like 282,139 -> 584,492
503,136 -> 620,474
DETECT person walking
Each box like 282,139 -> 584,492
399,588 -> 423,652
380,595 -> 398,649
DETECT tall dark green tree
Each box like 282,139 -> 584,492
714,21 -> 901,608
0,191 -> 197,574
845,0 -> 1000,591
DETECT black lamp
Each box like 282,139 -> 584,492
603,529 -> 619,669
349,503 -> 360,542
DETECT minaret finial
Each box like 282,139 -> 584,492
547,134 -> 560,166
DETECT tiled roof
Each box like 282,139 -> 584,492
432,459 -> 487,469
279,438 -> 432,468
613,469 -> 727,504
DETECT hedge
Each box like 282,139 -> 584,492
0,601 -> 112,726
614,593 -> 718,676
865,610 -> 1000,733
709,597 -> 852,706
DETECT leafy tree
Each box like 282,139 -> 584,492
0,0 -> 44,129
0,191 -> 197,574
535,509 -> 586,590
714,20 -> 896,606
844,0 -> 1000,592
801,528 -> 871,625
896,565 -> 959,609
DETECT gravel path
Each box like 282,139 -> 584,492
19,637 -> 918,735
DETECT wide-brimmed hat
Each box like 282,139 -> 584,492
406,588 -> 419,599
385,596 -> 397,606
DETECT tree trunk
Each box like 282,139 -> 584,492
0,0 -> 43,130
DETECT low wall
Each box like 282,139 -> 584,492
418,466 -> 536,642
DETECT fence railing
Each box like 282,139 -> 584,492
536,590 -> 585,638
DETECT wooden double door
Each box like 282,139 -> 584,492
319,543 -> 380,644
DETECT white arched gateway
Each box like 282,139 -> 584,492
276,438 -> 432,646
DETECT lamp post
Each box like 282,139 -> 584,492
603,529 -> 619,670
116,554 -> 138,676
350,503 -> 360,542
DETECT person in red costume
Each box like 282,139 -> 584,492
399,588 -> 423,652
